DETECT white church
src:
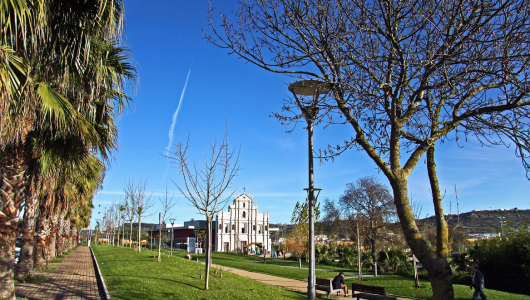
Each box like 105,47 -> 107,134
215,192 -> 274,253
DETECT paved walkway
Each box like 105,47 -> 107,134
16,246 -> 101,300
223,265 -> 408,299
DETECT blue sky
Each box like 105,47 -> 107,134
89,0 -> 530,227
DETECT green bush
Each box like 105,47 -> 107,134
315,244 -> 335,263
468,223 -> 530,295
379,247 -> 411,274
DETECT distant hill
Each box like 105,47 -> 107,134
271,208 -> 530,237
422,208 -> 530,234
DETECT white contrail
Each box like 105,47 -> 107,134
163,67 -> 191,179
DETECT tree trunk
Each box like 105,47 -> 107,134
15,188 -> 39,281
205,215 -> 211,290
129,220 -> 133,249
0,143 -> 31,300
33,241 -> 47,269
158,213 -> 161,262
0,228 -> 17,300
427,147 -> 449,257
48,227 -> 57,260
117,220 -> 120,247
34,215 -> 51,269
370,237 -> 376,266
390,174 -> 454,300
55,217 -> 64,257
71,224 -> 77,249
137,215 -> 142,253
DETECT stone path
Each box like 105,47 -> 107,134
16,246 -> 101,300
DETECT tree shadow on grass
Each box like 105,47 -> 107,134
107,274 -> 202,288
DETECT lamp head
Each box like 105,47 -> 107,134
288,80 -> 330,96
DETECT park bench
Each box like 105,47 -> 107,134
315,277 -> 342,299
351,283 -> 397,300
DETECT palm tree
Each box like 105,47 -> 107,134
14,36 -> 134,279
3,1 -> 135,294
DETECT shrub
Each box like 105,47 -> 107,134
379,247 -> 411,274
468,223 -> 530,295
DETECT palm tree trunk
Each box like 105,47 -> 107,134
73,225 -> 78,249
55,216 -> 64,256
15,188 -> 39,281
33,240 -> 47,269
0,144 -> 31,300
0,227 -> 18,300
34,214 -> 51,269
48,226 -> 57,260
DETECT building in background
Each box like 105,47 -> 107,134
216,192 -> 273,253
148,191 -> 277,253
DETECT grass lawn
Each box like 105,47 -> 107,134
345,275 -> 530,300
91,245 -> 307,300
167,248 -> 530,300
172,249 -> 367,280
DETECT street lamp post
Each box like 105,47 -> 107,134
194,229 -> 199,255
96,220 -> 100,246
170,218 -> 176,255
289,79 -> 330,300
150,225 -> 153,251
128,218 -> 133,249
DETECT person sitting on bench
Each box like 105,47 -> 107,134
332,272 -> 349,297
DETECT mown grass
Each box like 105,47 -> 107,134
172,250 -> 365,280
48,258 -> 62,263
171,249 -> 530,300
345,275 -> 530,300
91,245 -> 307,300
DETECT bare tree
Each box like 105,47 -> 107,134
158,187 -> 178,262
117,204 -> 125,247
321,198 -> 343,241
124,178 -> 154,253
169,132 -> 240,290
205,1 -> 530,298
339,176 -> 395,264
123,195 -> 136,249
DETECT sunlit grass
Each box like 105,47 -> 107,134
346,275 -> 530,300
170,249 -> 530,300
92,245 -> 307,300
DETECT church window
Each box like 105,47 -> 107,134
253,225 -> 256,231
232,224 -> 235,230
242,211 -> 246,218
242,228 -> 245,233
243,203 -> 245,208
225,226 -> 228,233
265,225 -> 268,231
219,224 -> 222,230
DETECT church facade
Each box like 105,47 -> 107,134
215,192 -> 271,253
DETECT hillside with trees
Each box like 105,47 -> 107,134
272,208 -> 530,242
424,209 -> 530,235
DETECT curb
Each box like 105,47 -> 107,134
89,246 -> 111,300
